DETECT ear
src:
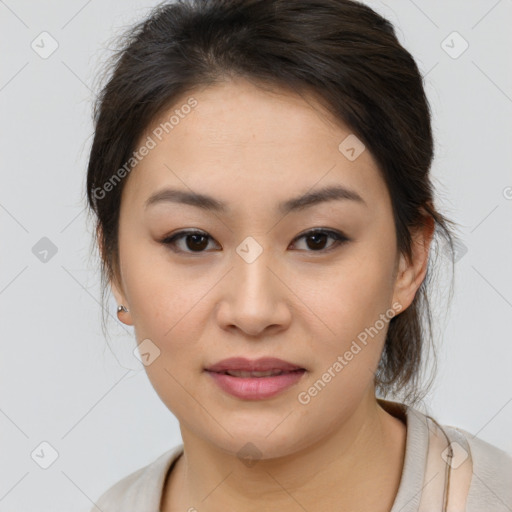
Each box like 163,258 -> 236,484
110,277 -> 134,326
392,215 -> 435,313
96,224 -> 134,326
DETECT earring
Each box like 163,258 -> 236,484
117,305 -> 128,320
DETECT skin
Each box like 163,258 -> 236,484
107,77 -> 434,511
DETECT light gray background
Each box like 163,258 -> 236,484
1,1 -> 511,511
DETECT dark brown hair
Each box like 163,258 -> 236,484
85,0 -> 459,405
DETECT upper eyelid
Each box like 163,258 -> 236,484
163,228 -> 346,242
162,228 -> 348,252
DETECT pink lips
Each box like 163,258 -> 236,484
204,357 -> 307,400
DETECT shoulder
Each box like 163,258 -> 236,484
387,400 -> 512,511
442,424 -> 512,510
91,464 -> 149,510
89,444 -> 184,512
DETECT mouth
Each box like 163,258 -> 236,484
204,356 -> 306,374
203,357 -> 307,399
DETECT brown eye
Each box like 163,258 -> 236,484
161,228 -> 349,255
291,229 -> 349,252
162,230 -> 218,253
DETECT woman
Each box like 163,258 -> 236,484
86,0 -> 512,510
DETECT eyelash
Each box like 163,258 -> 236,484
160,228 -> 350,255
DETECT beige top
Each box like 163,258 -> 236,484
90,399 -> 512,512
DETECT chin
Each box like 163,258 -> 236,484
198,422 -> 317,463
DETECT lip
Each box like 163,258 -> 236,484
204,357 -> 307,400
206,369 -> 307,400
205,357 -> 305,373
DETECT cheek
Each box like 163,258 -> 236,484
118,237 -> 207,343
122,257 -> 207,409
304,251 -> 395,338
293,263 -> 396,414
292,248 -> 397,396
127,272 -> 206,345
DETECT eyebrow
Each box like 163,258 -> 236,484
144,184 -> 366,214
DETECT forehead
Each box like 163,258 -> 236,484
122,78 -> 388,212
150,78 -> 360,155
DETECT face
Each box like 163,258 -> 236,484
109,78 -> 428,458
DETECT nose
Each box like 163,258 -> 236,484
215,245 -> 292,338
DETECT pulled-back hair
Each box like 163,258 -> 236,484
85,0 -> 459,406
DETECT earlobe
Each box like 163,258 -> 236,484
116,304 -> 132,325
110,277 -> 134,326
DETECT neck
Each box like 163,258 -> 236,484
163,393 -> 406,512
